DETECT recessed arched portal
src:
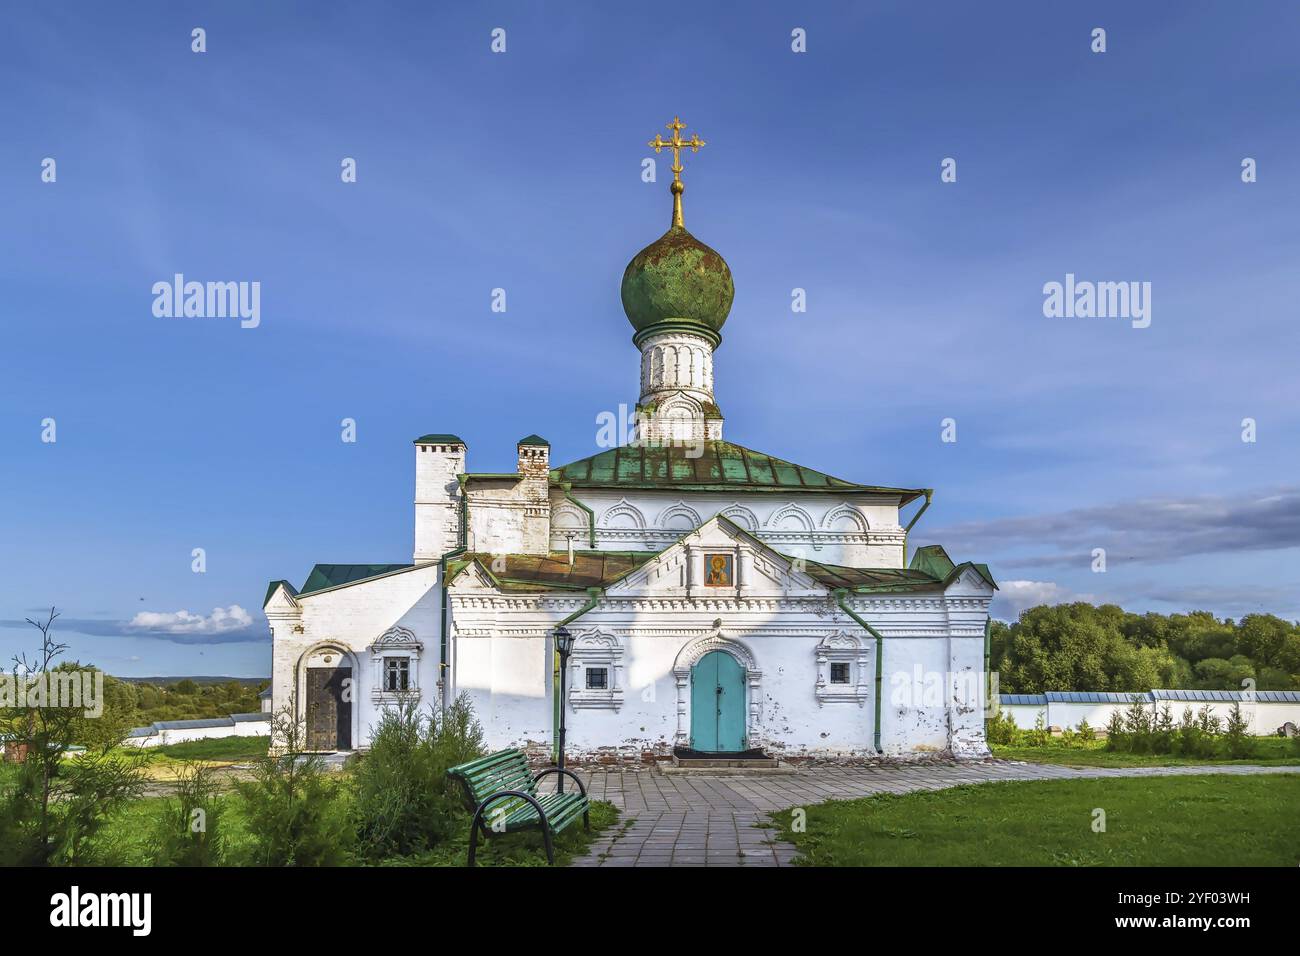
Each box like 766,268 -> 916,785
690,650 -> 746,751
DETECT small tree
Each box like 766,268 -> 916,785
1075,718 -> 1096,743
1223,702 -> 1255,759
352,693 -> 486,860
148,762 -> 225,866
984,709 -> 1020,746
0,609 -> 144,866
235,696 -> 353,866
1104,710 -> 1127,751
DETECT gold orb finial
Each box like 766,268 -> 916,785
648,115 -> 706,229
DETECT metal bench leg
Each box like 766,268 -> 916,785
467,814 -> 483,867
540,819 -> 555,865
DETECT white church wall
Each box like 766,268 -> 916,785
552,487 -> 905,566
267,565 -> 440,750
448,570 -> 991,758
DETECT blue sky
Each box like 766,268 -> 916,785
2,1 -> 1298,676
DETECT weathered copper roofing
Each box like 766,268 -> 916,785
551,440 -> 927,503
794,561 -> 943,592
447,551 -> 657,593
794,545 -> 997,593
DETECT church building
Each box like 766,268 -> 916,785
263,119 -> 998,760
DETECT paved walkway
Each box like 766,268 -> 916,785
563,760 -> 1300,867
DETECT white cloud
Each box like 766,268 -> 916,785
992,581 -> 1097,620
128,605 -> 253,635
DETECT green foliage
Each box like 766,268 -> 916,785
234,702 -> 354,866
1223,703 -> 1255,760
0,609 -> 147,866
1106,703 -> 1237,759
984,708 -> 1019,746
992,605 -> 1300,693
127,679 -> 264,724
995,735 -> 1299,768
147,762 -> 225,866
352,694 -> 486,860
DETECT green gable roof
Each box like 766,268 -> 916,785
299,563 -> 415,596
262,579 -> 297,608
517,434 -> 549,447
550,440 -> 926,502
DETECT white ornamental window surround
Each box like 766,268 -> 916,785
815,632 -> 871,707
567,631 -> 624,711
369,625 -> 423,702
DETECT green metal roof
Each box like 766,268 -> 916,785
551,440 -> 926,502
262,579 -> 297,608
793,550 -> 996,594
517,434 -> 549,446
793,561 -> 944,592
908,545 -> 997,590
413,433 -> 465,445
448,551 -> 655,593
299,563 -> 415,596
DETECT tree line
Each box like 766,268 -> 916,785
990,603 -> 1300,694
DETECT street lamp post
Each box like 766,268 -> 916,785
554,625 -> 574,793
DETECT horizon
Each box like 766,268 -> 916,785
3,1 -> 1299,677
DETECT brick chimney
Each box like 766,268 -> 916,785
516,435 -> 551,554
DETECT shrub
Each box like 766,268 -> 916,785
1104,710 -> 1126,751
1175,705 -> 1201,756
235,701 -> 354,867
352,693 -> 486,860
1025,713 -> 1049,747
1152,704 -> 1176,754
985,708 -> 1020,746
1223,703 -> 1255,760
1194,705 -> 1221,758
148,762 -> 225,866
1076,718 -> 1096,743
1121,699 -> 1154,754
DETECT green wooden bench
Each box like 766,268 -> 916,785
448,748 -> 589,866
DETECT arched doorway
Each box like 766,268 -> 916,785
690,650 -> 746,752
297,644 -> 355,752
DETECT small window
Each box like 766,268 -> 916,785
830,662 -> 851,685
585,667 -> 609,690
384,657 -> 410,692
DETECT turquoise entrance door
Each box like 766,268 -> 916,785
690,651 -> 746,752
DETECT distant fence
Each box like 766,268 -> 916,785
999,690 -> 1300,736
121,712 -> 270,748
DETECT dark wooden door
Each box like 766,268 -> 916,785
306,667 -> 351,751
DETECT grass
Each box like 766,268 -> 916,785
95,789 -> 618,867
993,736 -> 1300,767
143,735 -> 270,763
772,774 -> 1300,866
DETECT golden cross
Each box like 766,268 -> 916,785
648,116 -> 705,228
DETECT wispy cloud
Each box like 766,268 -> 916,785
991,580 -> 1098,620
924,486 -> 1300,569
0,606 -> 265,645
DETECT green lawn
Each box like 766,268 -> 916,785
772,774 -> 1300,866
143,735 -> 271,763
97,790 -> 618,867
993,736 -> 1300,768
